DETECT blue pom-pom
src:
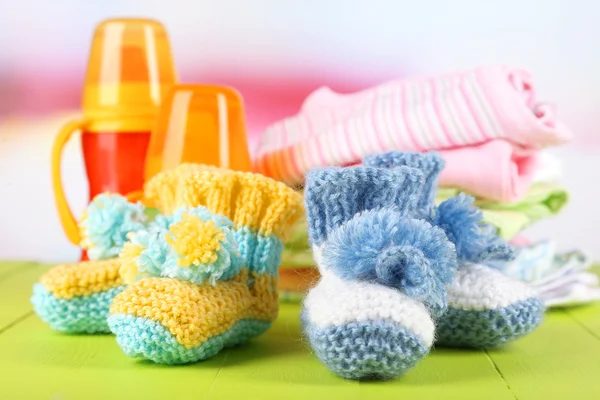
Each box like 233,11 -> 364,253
81,194 -> 147,260
431,193 -> 514,263
129,220 -> 172,277
375,245 -> 436,301
321,207 -> 457,316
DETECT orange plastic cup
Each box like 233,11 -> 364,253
144,84 -> 253,181
52,18 -> 177,246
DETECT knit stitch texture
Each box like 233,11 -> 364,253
302,312 -> 430,380
109,165 -> 303,364
363,151 -> 445,215
31,195 -> 174,335
32,284 -> 126,333
436,263 -> 545,348
31,258 -> 126,333
436,298 -> 544,348
302,161 -> 458,380
305,166 -> 424,246
363,152 -> 543,349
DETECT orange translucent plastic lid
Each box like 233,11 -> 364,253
82,18 -> 177,126
145,84 -> 252,180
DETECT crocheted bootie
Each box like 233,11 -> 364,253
431,195 -> 545,348
31,194 -> 151,333
108,166 -> 303,364
364,151 -> 545,348
302,166 -> 458,380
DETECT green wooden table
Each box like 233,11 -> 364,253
1,261 -> 600,399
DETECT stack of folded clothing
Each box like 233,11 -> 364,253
490,240 -> 600,307
255,65 -> 598,307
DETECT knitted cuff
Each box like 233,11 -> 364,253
127,220 -> 283,281
363,151 -> 445,214
233,227 -> 283,276
304,166 -> 425,246
144,164 -> 304,240
124,165 -> 304,283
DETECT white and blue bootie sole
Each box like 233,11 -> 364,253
302,270 -> 434,380
436,263 -> 545,349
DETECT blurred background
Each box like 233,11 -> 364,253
0,0 -> 598,263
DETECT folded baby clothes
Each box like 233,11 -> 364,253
490,240 -> 600,308
437,140 -> 539,202
254,65 -> 572,186
489,240 -> 573,283
108,165 -> 303,364
437,184 -> 569,239
539,273 -> 600,307
280,217 -> 315,268
532,152 -> 562,185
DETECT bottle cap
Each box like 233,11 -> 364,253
82,18 -> 177,132
145,84 -> 252,180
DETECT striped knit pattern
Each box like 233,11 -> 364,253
301,160 -> 459,380
436,263 -> 545,349
254,65 -> 572,186
304,166 -> 424,246
31,259 -> 126,333
109,165 -> 303,364
363,151 -> 444,215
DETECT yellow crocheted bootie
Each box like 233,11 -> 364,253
108,165 -> 303,364
31,194 -> 152,333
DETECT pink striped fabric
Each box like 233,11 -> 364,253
254,65 -> 572,189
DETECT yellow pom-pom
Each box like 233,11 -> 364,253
166,213 -> 226,267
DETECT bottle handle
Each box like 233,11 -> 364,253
52,119 -> 87,245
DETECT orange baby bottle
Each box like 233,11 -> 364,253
144,84 -> 252,181
52,18 -> 177,251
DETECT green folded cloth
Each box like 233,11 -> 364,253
281,217 -> 315,267
437,184 -> 569,239
280,184 -> 569,268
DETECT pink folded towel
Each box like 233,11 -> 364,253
254,65 -> 572,187
437,141 -> 539,202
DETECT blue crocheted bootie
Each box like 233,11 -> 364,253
365,151 -> 545,348
302,165 -> 458,380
